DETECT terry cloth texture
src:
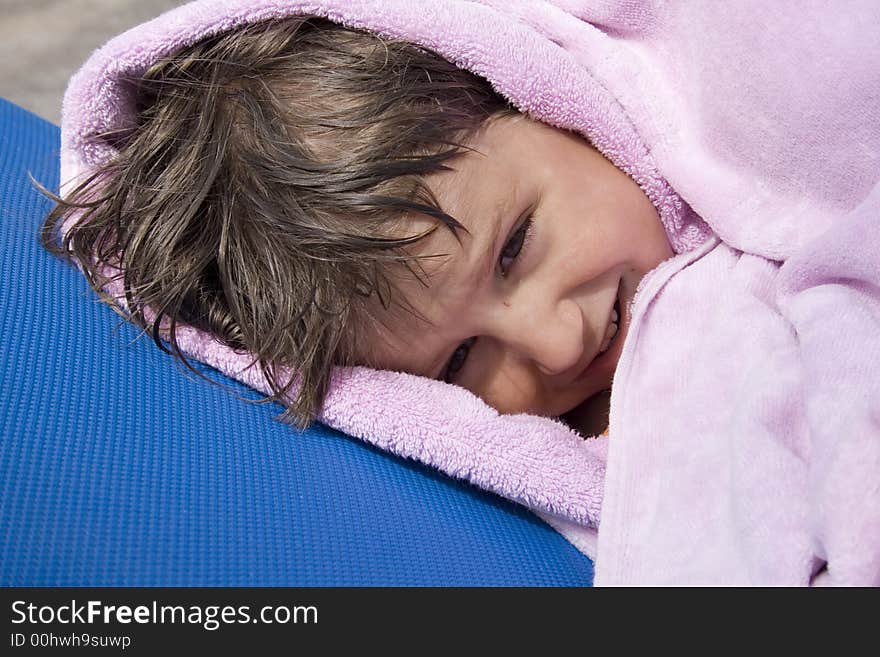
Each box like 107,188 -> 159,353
58,0 -> 879,583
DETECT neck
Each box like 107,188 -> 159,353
560,389 -> 611,438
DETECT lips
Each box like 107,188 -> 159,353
573,281 -> 625,383
597,298 -> 621,355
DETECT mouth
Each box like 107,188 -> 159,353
574,281 -> 626,383
596,296 -> 621,356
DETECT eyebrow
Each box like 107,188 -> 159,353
475,204 -> 506,289
425,195 -> 510,381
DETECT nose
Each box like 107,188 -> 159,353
488,296 -> 585,376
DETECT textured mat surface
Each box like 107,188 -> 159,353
0,97 -> 594,585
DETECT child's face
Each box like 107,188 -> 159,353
360,115 -> 674,419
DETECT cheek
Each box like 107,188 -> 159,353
616,180 -> 673,262
477,366 -> 545,415
476,366 -> 583,417
588,188 -> 671,273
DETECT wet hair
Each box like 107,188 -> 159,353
39,16 -> 516,429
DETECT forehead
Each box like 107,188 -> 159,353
355,116 -> 525,371
400,117 -> 524,285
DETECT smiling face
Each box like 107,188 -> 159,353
356,114 -> 674,422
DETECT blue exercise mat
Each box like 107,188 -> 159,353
0,98 -> 594,586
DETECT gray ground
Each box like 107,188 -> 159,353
1,0 -> 187,125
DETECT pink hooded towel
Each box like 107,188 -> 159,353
59,0 -> 880,585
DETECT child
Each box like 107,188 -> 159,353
355,112 -> 674,437
43,0 -> 880,585
42,16 -> 671,438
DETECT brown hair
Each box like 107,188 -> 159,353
39,16 -> 515,429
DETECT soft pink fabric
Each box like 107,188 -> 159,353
59,0 -> 879,584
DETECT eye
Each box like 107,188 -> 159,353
442,336 -> 476,383
499,216 -> 535,277
442,214 -> 536,384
